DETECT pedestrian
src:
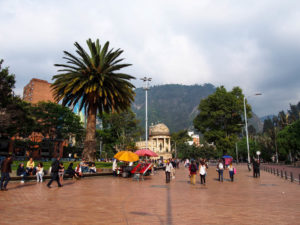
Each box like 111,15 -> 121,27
217,159 -> 224,182
228,162 -> 235,182
0,155 -> 13,191
47,157 -> 62,188
199,161 -> 207,185
189,160 -> 197,185
36,162 -> 44,183
58,162 -> 64,185
112,159 -> 117,176
253,159 -> 260,178
165,160 -> 173,183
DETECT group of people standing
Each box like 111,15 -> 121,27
188,159 -> 208,185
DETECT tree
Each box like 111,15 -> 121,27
277,120 -> 300,163
99,108 -> 143,153
32,102 -> 84,141
0,59 -> 15,108
0,60 -> 36,139
193,86 -> 251,155
52,39 -> 135,161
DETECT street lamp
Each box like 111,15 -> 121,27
244,93 -> 262,164
141,77 -> 152,150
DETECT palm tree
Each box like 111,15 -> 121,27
51,39 -> 135,161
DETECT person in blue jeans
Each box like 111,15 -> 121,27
217,159 -> 224,182
1,155 -> 13,191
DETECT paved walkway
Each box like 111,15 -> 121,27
0,165 -> 299,225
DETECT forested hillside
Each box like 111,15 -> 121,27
132,84 -> 263,133
133,84 -> 215,132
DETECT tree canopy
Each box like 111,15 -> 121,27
193,86 -> 251,155
52,39 -> 136,161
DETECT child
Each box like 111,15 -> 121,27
58,162 -> 64,185
36,162 -> 44,182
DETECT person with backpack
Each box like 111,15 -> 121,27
189,160 -> 197,185
217,159 -> 224,182
47,157 -> 62,188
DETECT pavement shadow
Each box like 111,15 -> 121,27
166,186 -> 173,225
9,183 -> 36,190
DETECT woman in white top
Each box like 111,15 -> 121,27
36,162 -> 44,182
199,161 -> 207,184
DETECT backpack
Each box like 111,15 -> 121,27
191,164 -> 197,173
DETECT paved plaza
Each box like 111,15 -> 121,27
0,164 -> 300,225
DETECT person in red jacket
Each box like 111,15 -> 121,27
1,155 -> 13,191
189,160 -> 197,185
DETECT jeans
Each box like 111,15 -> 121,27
229,171 -> 234,181
218,170 -> 223,182
81,166 -> 89,173
36,172 -> 43,182
200,174 -> 206,184
47,172 -> 62,187
165,171 -> 171,183
0,172 -> 10,189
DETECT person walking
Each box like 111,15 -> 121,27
165,160 -> 173,183
253,159 -> 260,178
112,159 -> 117,177
199,161 -> 207,185
189,160 -> 197,185
47,157 -> 62,188
0,155 -> 13,191
228,162 -> 235,182
217,160 -> 224,182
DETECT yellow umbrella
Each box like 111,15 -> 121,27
114,151 -> 139,162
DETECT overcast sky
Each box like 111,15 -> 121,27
1,0 -> 299,117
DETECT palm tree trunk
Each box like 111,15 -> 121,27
83,105 -> 97,161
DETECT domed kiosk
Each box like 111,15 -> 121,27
136,123 -> 172,160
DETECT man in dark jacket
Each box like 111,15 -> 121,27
47,157 -> 62,188
1,155 -> 13,191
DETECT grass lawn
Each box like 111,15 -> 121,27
12,161 -> 113,171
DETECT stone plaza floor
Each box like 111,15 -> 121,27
0,164 -> 299,225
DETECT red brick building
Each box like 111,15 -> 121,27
23,78 -> 55,103
10,78 -> 65,159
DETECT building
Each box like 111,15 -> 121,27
187,131 -> 200,146
136,123 -> 172,160
23,78 -> 55,103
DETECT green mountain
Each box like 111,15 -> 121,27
132,84 -> 215,132
132,84 -> 263,134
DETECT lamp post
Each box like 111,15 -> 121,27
141,77 -> 152,150
244,93 -> 262,164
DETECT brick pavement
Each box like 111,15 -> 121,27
0,164 -> 299,225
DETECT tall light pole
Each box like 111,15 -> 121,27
141,77 -> 152,149
244,93 -> 262,164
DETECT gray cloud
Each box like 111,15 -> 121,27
0,0 -> 299,117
